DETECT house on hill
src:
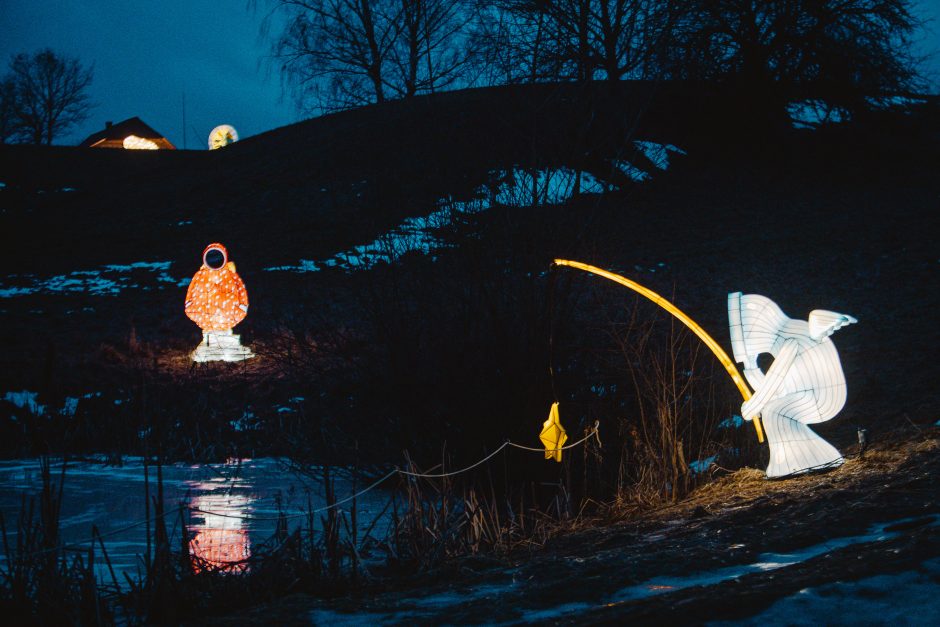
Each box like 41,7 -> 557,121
79,117 -> 175,150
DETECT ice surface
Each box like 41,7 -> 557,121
0,457 -> 392,587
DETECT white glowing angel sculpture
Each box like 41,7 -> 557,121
728,293 -> 857,478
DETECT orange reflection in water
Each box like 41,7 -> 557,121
188,490 -> 252,572
190,528 -> 250,573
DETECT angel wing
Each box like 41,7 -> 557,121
728,292 -> 789,369
808,310 -> 857,341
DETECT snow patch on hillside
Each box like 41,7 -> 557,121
268,145 -> 683,274
0,261 -> 187,298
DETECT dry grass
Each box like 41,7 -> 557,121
633,431 -> 940,523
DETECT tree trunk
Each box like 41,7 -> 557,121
359,0 -> 386,103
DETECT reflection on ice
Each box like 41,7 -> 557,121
0,457 -> 389,587
188,490 -> 252,572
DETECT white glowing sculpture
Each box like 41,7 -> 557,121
208,124 -> 238,150
123,135 -> 159,150
728,293 -> 856,478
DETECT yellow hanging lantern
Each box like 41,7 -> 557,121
539,402 -> 568,462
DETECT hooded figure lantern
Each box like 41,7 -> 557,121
185,243 -> 255,362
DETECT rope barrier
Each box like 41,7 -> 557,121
507,421 -> 601,453
5,424 -> 600,558
398,442 -> 512,479
190,424 -> 601,520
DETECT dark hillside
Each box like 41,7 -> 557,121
0,83 -> 937,470
1,81 -> 746,274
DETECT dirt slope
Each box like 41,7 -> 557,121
207,430 -> 939,625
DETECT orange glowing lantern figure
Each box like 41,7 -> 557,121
185,243 -> 255,362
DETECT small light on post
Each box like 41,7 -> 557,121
857,428 -> 868,458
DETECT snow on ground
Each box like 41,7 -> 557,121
0,261 -> 188,298
308,582 -> 520,625
3,390 -> 46,415
3,390 -> 108,418
719,415 -> 745,429
633,141 -> 687,170
709,557 -> 940,627
300,514 -> 937,624
605,515 -> 939,605
613,160 -> 651,182
689,455 -> 718,474
267,194 -> 485,273
267,147 -> 682,275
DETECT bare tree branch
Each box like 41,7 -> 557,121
7,49 -> 94,145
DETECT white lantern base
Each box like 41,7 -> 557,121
191,330 -> 255,363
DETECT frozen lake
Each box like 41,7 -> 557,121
0,457 -> 393,585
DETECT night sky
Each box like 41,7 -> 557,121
0,0 -> 296,148
1,1 -> 937,149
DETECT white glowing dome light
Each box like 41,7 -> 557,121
123,135 -> 159,150
208,124 -> 238,150
728,292 -> 857,478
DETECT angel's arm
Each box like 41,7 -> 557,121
742,339 -> 799,420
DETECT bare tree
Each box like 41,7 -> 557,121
8,49 -> 94,145
264,0 -> 475,111
388,0 -> 473,98
588,0 -> 682,80
671,0 -> 923,112
473,1 -> 680,83
267,0 -> 400,111
0,76 -> 17,144
468,2 -> 548,84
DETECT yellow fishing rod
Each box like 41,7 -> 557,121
553,259 -> 764,443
